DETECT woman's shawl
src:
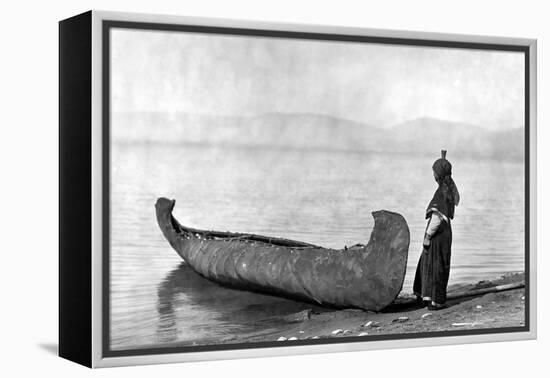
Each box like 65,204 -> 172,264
426,186 -> 455,221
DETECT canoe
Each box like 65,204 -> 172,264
155,197 -> 410,311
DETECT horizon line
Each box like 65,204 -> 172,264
112,110 -> 523,131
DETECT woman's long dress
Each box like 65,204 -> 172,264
413,186 -> 455,305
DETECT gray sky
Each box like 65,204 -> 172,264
111,28 -> 524,130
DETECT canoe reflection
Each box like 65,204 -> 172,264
156,262 -> 323,345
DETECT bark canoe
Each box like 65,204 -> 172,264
155,197 -> 410,311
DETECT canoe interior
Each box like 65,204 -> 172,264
169,212 -> 324,249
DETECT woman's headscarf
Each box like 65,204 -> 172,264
432,150 -> 460,207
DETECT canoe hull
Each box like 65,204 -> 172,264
155,197 -> 410,311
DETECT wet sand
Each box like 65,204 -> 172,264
217,272 -> 525,344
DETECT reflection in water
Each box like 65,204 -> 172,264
156,262 -> 324,346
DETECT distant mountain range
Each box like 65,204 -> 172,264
112,112 -> 524,160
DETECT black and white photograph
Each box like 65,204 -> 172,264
106,23 -> 529,354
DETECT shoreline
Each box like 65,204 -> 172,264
218,272 -> 526,344
112,272 -> 525,351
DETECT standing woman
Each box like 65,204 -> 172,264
413,150 -> 460,310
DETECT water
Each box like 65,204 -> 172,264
110,143 -> 525,350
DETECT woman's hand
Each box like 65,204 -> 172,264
423,234 -> 431,248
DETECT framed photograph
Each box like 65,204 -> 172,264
59,10 -> 537,368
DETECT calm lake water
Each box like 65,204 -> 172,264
110,143 -> 525,350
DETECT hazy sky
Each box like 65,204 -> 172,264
111,28 -> 524,130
